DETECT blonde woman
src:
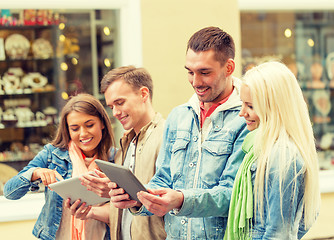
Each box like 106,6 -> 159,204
224,61 -> 320,239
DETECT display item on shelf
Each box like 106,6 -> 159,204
307,62 -> 326,89
326,52 -> 334,87
32,38 -> 53,59
0,96 -> 50,128
0,38 -> 5,60
0,79 -> 5,94
3,98 -> 31,108
320,133 -> 334,150
0,9 -> 21,26
2,74 -> 21,94
312,90 -> 331,120
7,67 -> 24,77
14,107 -> 34,127
2,108 -> 18,126
57,36 -> 80,57
1,70 -> 52,94
43,106 -> 58,124
0,107 -> 49,128
23,9 -> 36,26
35,111 -> 47,126
0,143 -> 44,163
43,84 -> 56,92
318,151 -> 334,171
22,72 -> 48,91
4,33 -> 30,59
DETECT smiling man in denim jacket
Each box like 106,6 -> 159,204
109,26 -> 249,239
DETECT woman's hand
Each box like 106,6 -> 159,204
80,170 -> 111,198
64,198 -> 93,220
31,168 -> 63,186
65,198 -> 110,223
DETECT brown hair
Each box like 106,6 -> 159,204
187,26 -> 235,65
100,65 -> 153,100
51,93 -> 115,161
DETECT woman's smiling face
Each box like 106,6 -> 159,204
67,111 -> 104,157
239,84 -> 260,131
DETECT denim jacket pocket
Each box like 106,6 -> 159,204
45,159 -> 70,182
54,165 -> 68,179
164,214 -> 182,238
201,140 -> 233,188
170,131 -> 190,185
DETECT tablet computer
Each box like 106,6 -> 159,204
49,175 -> 110,206
95,159 -> 147,202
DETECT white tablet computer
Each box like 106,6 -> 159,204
49,175 -> 110,206
95,159 -> 147,202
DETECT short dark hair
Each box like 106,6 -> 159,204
100,66 -> 153,100
187,26 -> 235,65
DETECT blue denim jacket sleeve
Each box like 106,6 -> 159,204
147,117 -> 175,190
252,147 -> 306,240
4,146 -> 50,200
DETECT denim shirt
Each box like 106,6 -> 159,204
135,79 -> 249,239
250,142 -> 310,240
3,144 -> 111,240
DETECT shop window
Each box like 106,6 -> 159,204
0,9 -> 119,195
241,11 -> 334,171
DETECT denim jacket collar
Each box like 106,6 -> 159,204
185,77 -> 243,138
52,147 -> 70,162
186,76 -> 242,118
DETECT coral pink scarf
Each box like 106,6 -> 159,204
69,141 -> 99,240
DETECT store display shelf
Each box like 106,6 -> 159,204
0,121 -> 52,129
0,57 -> 55,62
0,55 -> 78,63
0,145 -> 43,163
0,89 -> 56,96
0,24 -> 56,30
300,87 -> 334,91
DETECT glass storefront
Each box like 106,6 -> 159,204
0,9 -> 119,195
240,10 -> 334,171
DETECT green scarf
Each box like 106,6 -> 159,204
224,130 -> 257,240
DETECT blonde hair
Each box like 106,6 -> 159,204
243,61 -> 320,228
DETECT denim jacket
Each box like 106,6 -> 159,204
250,141 -> 310,240
3,144 -> 111,240
134,78 -> 249,239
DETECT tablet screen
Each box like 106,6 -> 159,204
49,175 -> 110,206
95,159 -> 147,202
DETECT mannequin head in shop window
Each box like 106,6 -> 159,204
283,55 -> 298,79
309,56 -> 325,89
